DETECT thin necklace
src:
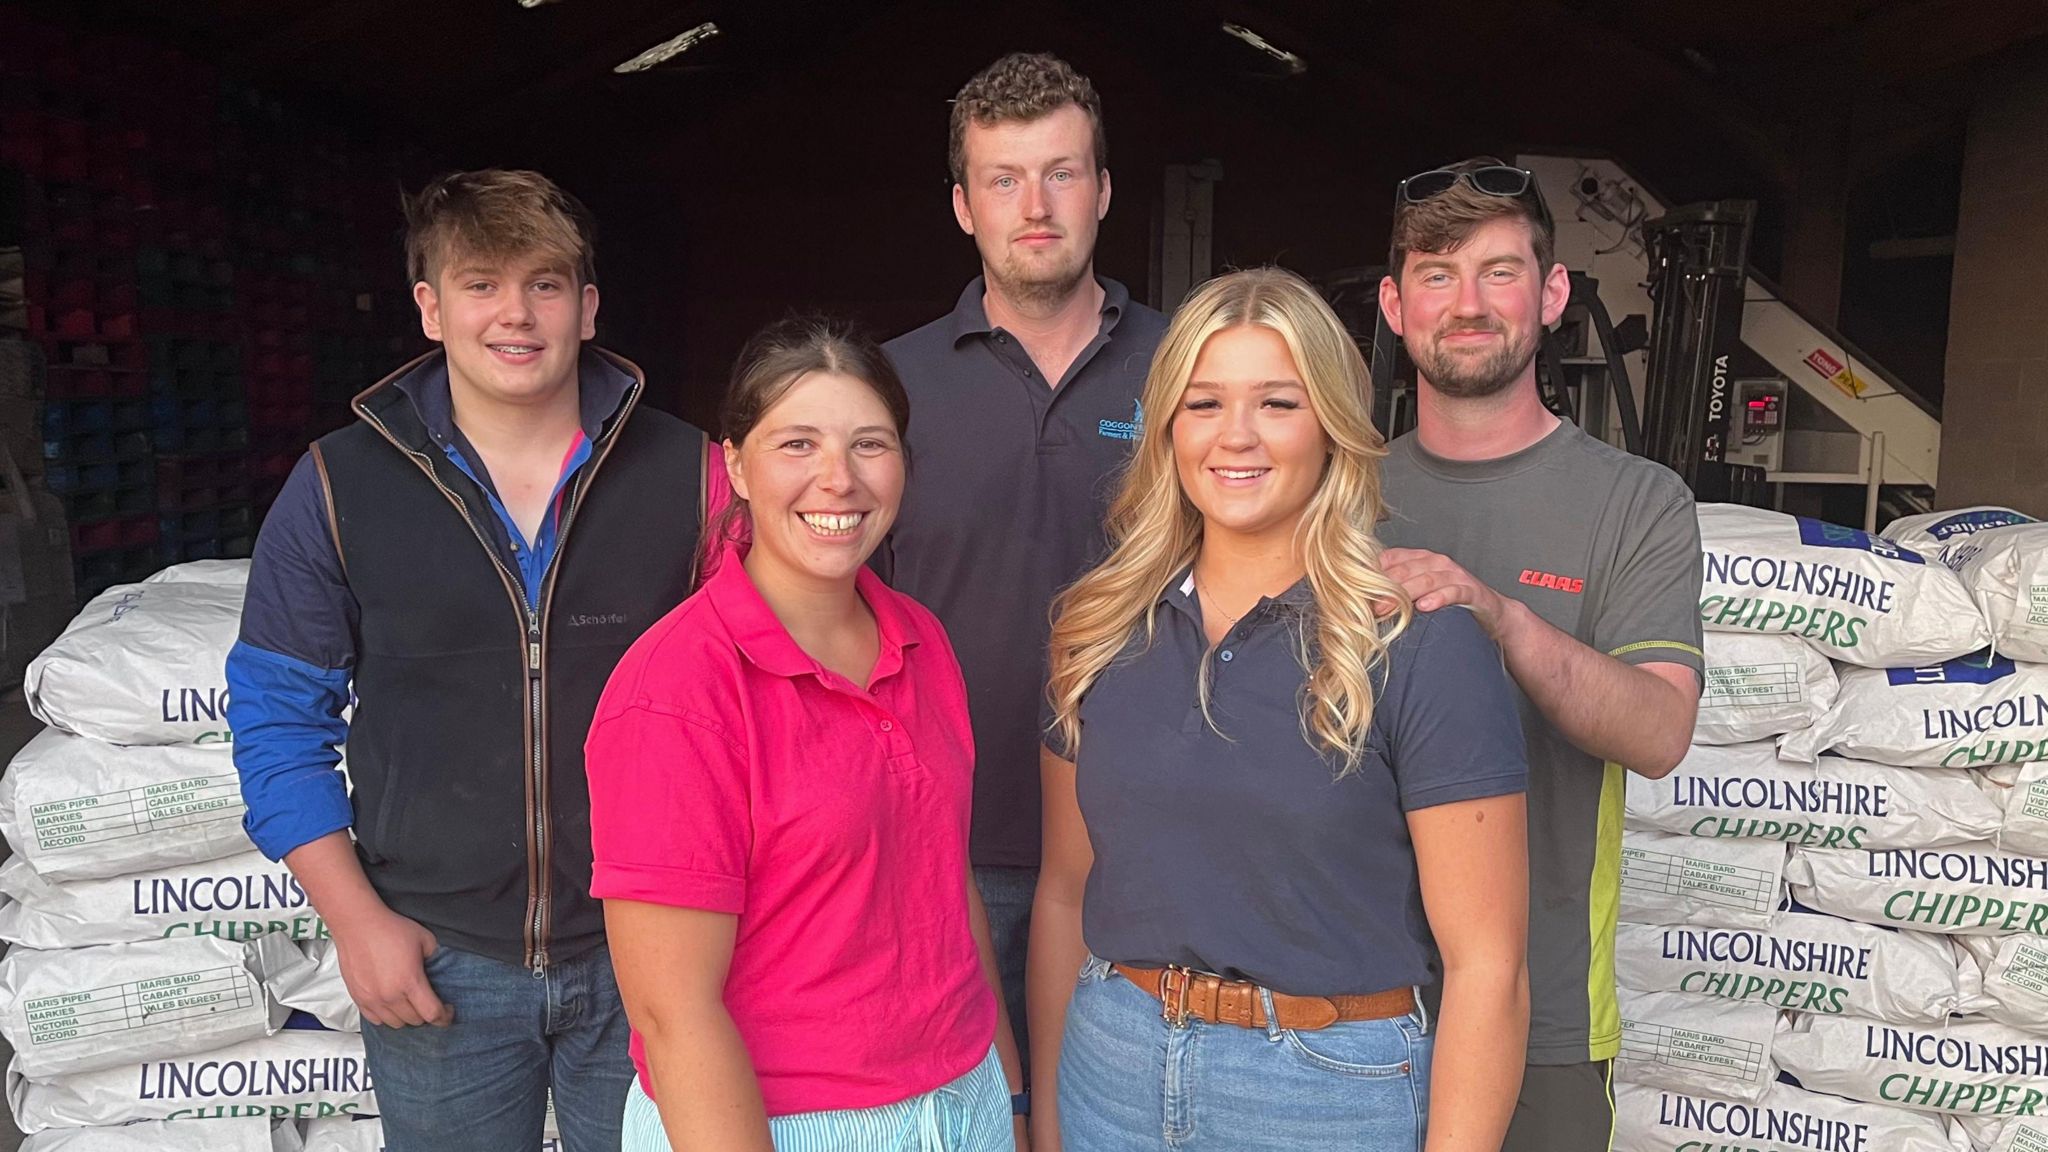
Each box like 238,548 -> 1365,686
1194,574 -> 1248,626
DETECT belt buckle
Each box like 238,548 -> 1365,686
1159,965 -> 1194,1028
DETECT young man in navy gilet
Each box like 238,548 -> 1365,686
226,170 -> 713,1152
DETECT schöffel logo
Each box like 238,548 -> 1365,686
1098,400 -> 1143,441
1519,569 -> 1584,594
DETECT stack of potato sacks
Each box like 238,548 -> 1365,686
1615,503 -> 2048,1152
0,560 -> 404,1151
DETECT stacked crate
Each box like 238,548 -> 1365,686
0,11 -> 424,600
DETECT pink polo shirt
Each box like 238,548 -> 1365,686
584,545 -> 997,1116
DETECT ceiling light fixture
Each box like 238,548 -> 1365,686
1220,22 -> 1306,74
516,0 -> 565,8
614,22 -> 721,73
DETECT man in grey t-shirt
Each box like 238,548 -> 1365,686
1375,157 -> 1704,1152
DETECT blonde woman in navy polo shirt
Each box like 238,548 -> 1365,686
1029,268 -> 1531,1152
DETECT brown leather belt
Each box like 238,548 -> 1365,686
1114,963 -> 1413,1031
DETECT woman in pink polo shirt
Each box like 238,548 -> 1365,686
584,318 -> 1022,1152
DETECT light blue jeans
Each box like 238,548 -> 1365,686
1057,956 -> 1433,1151
622,1044 -> 1010,1152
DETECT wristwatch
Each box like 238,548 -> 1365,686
1011,1090 -> 1031,1117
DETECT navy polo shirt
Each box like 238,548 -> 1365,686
881,276 -> 1169,868
1052,573 -> 1528,996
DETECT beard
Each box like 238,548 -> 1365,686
983,236 -> 1091,310
1407,317 -> 1541,399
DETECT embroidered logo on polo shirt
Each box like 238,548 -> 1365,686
1519,569 -> 1585,595
1098,399 -> 1143,441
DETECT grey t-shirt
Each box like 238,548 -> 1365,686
1379,420 -> 1704,1065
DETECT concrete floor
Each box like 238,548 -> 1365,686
0,687 -> 35,1151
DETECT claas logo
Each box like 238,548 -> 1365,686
1519,569 -> 1584,595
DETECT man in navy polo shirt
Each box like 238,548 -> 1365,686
879,51 -> 1168,1074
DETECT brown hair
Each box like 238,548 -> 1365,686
948,52 -> 1107,186
1388,157 -> 1554,279
699,316 -> 911,582
402,169 -> 597,287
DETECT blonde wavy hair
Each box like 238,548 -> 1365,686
1046,267 -> 1413,771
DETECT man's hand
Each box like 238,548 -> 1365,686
331,905 -> 453,1029
1381,547 -> 1519,640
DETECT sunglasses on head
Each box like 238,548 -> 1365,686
1396,163 -> 1551,226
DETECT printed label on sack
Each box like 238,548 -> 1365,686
2004,941 -> 2048,997
1796,517 -> 1927,564
1626,744 -> 1999,849
23,965 -> 256,1046
1705,662 -> 1805,711
1790,846 -> 2048,935
1624,846 -> 1779,914
1615,912 -> 1960,1025
1930,510 -> 2038,541
1777,1014 -> 2048,1117
29,776 -> 243,853
1614,1081 -> 1959,1152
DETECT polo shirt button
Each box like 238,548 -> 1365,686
1219,650 -> 1234,662
880,720 -> 894,732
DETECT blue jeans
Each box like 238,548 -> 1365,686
973,865 -> 1036,1077
1057,956 -> 1432,1151
362,944 -> 634,1152
621,1044 -> 1010,1151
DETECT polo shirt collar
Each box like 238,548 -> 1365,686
389,346 -> 637,447
944,275 -> 1131,348
1162,564 -> 1314,624
705,543 -> 921,683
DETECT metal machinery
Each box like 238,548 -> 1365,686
1521,154 -> 1943,528
1343,156 -> 1943,529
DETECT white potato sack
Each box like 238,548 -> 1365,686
1963,1114 -> 2048,1152
302,1115 -> 561,1152
1615,909 -> 1962,1024
141,559 -> 251,587
6,1026 -> 374,1131
0,852 -> 327,949
1697,632 -> 1840,744
1615,988 -> 1778,1102
1613,1080 -> 1964,1152
1789,845 -> 2048,937
24,577 -> 242,746
18,1117 -> 298,1151
0,934 -> 297,1078
1956,934 -> 2048,1036
1627,741 -> 2001,849
1887,507 -> 2038,555
1775,1012 -> 2048,1119
1697,503 -> 1988,667
1782,656 -> 2048,769
1938,524 -> 2048,665
1998,762 -> 2048,858
1621,829 -> 1786,930
267,942 -> 358,1032
0,728 -> 252,881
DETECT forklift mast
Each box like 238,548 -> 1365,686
1640,201 -> 1768,503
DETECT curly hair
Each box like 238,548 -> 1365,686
402,169 -> 597,287
1047,268 -> 1413,773
948,52 -> 1106,185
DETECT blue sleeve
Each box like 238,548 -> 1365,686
227,453 -> 358,860
1383,607 -> 1529,811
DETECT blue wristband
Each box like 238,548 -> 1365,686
1011,1090 -> 1031,1117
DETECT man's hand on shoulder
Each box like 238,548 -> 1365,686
1380,547 -> 1523,642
